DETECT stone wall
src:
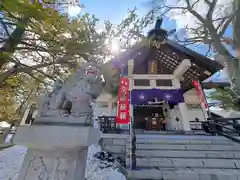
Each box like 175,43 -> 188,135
100,133 -> 129,161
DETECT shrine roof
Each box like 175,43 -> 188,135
111,39 -> 224,92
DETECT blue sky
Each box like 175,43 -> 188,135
79,0 -> 177,32
76,0 -> 230,82
80,0 -> 150,23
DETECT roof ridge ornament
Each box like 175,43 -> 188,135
147,18 -> 176,43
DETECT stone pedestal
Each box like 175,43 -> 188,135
13,123 -> 100,180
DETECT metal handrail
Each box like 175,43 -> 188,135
129,117 -> 136,170
204,117 -> 240,144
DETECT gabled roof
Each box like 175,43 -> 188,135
166,39 -> 222,72
112,39 -> 224,92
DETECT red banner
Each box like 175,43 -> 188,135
116,77 -> 130,124
192,80 -> 208,109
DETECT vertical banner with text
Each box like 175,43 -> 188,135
116,77 -> 130,124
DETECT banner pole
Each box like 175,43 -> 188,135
199,81 -> 211,118
129,77 -> 132,169
128,76 -> 136,170
192,80 -> 210,121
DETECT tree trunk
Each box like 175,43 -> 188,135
0,18 -> 28,69
204,21 -> 237,88
233,0 -> 240,48
227,58 -> 240,88
231,0 -> 240,90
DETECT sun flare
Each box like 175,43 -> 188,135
110,39 -> 120,53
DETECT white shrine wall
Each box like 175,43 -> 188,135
187,105 -> 205,121
184,89 -> 207,122
94,93 -> 117,117
166,89 -> 206,131
167,106 -> 182,131
165,104 -> 205,131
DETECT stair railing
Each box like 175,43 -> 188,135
203,117 -> 240,144
129,117 -> 136,170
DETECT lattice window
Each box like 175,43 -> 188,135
155,50 -> 181,73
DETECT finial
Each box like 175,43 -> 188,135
155,18 -> 163,29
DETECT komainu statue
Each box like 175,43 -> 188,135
36,62 -> 105,126
37,79 -> 66,117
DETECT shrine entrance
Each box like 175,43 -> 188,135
133,105 -> 165,131
133,98 -> 169,131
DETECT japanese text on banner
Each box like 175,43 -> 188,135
116,78 -> 130,124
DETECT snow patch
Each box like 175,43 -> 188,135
86,145 -> 126,180
0,145 -> 126,180
0,145 -> 26,180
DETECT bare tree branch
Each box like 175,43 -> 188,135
184,0 -> 205,23
218,17 -> 234,37
0,54 -> 75,84
205,0 -> 217,19
26,72 -> 51,85
14,89 -> 35,117
0,21 -> 12,40
11,59 -> 56,80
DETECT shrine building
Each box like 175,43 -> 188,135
108,19 -> 224,131
19,19 -> 225,132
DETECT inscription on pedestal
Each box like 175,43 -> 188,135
24,156 -> 74,180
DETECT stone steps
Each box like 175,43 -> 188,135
128,134 -> 240,180
135,130 -> 208,135
134,150 -> 240,159
135,134 -> 240,142
128,168 -> 240,180
128,143 -> 240,151
135,137 -> 237,145
135,157 -> 240,169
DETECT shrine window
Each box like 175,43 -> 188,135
134,79 -> 150,86
156,79 -> 172,86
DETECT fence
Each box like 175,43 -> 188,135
97,116 -> 118,133
97,116 -> 130,134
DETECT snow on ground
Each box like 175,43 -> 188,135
0,145 -> 26,180
0,144 -> 126,180
86,145 -> 126,180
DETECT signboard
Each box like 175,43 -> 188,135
148,60 -> 157,74
192,80 -> 208,109
116,78 -> 130,124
